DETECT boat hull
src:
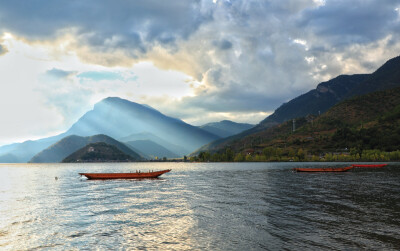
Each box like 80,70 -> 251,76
79,169 -> 171,179
293,166 -> 354,172
351,164 -> 387,168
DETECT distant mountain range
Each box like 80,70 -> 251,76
0,135 -> 64,163
0,97 -> 253,162
195,55 -> 400,154
199,120 -> 254,138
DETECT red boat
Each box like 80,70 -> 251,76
79,169 -> 171,179
351,164 -> 387,168
293,166 -> 354,172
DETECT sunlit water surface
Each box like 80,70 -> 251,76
0,162 -> 399,250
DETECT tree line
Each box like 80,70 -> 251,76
192,147 -> 400,162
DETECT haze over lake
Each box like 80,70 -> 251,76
1,162 -> 399,250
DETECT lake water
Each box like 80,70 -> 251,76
0,162 -> 399,250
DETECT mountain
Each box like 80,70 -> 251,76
119,132 -> 187,156
257,55 -> 400,130
347,55 -> 400,97
257,74 -> 369,129
197,55 -> 400,153
65,97 -> 219,154
125,140 -> 180,159
30,134 -> 143,163
62,142 -> 138,163
199,120 -> 254,138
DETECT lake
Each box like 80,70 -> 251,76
0,162 -> 399,250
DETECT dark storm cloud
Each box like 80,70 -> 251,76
299,0 -> 400,46
214,39 -> 233,50
183,87 -> 285,113
0,0 -> 209,51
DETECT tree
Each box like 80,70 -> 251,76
297,148 -> 306,161
245,154 -> 253,162
225,148 -> 235,161
234,153 -> 245,162
198,151 -> 211,162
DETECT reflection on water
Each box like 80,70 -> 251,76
0,162 -> 400,250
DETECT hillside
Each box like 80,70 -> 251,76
30,134 -> 143,163
199,120 -> 254,138
62,142 -> 137,163
196,86 -> 400,160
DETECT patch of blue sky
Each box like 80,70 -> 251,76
78,71 -> 138,82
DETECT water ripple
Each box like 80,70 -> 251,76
0,163 -> 400,250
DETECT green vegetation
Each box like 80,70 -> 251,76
192,148 -> 400,162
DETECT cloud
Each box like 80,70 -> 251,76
214,39 -> 233,50
0,44 -> 7,56
0,1 -> 209,54
299,0 -> 400,47
0,37 -> 8,56
45,68 -> 76,80
1,0 -> 400,145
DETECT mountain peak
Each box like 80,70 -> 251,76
97,96 -> 126,105
97,96 -> 137,107
95,97 -> 161,114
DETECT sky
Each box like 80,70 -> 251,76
0,0 -> 400,146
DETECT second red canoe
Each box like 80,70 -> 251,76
351,164 -> 387,168
293,166 -> 354,172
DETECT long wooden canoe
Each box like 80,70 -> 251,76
293,166 -> 354,172
351,164 -> 387,168
79,169 -> 171,179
